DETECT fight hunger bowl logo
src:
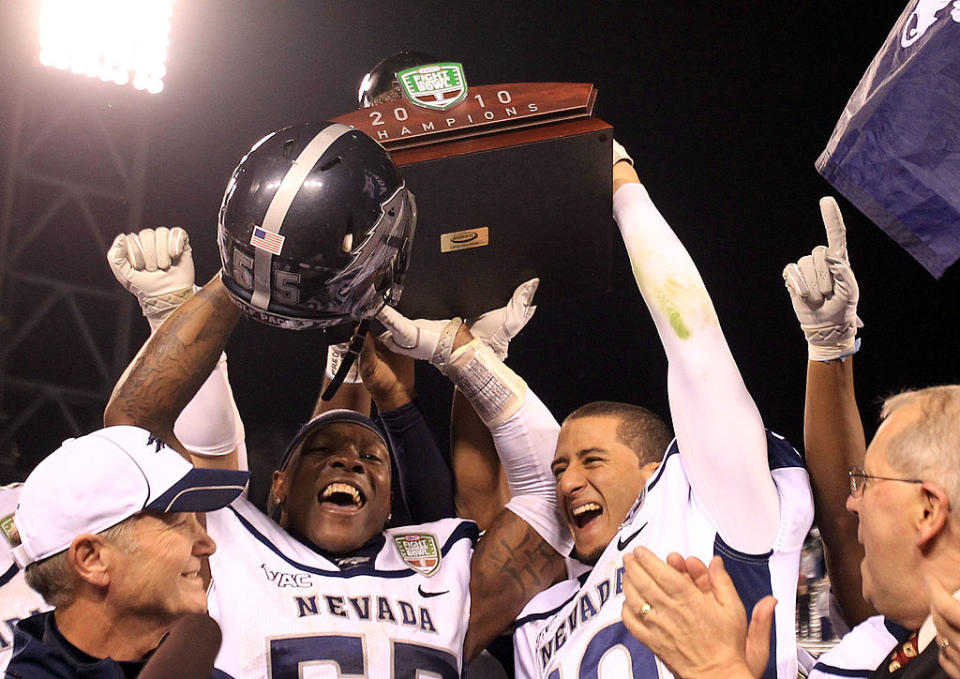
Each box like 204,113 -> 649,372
0,513 -> 17,545
397,63 -> 467,111
394,533 -> 441,576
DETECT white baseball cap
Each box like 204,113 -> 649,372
11,425 -> 249,568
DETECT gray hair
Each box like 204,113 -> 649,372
881,385 -> 960,511
24,517 -> 137,608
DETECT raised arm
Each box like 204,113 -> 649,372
377,306 -> 569,661
311,341 -> 373,416
362,335 -> 456,523
106,229 -> 245,470
613,149 -> 777,552
451,389 -> 510,527
451,278 -> 538,528
783,197 -> 873,626
461,387 -> 569,660
104,275 -> 242,460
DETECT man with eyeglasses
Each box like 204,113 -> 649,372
782,199 -> 960,679
847,467 -> 924,499
830,386 -> 960,678
629,385 -> 960,679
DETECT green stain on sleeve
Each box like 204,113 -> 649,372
631,256 -> 707,341
666,307 -> 691,339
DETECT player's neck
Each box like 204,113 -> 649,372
289,528 -> 387,563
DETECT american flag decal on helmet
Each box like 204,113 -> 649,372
250,226 -> 285,255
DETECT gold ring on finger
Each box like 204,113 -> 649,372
638,602 -> 653,622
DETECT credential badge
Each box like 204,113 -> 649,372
397,63 -> 468,111
394,533 -> 441,576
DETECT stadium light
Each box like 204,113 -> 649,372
37,0 -> 174,94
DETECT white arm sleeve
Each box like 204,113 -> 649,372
444,337 -> 571,553
613,183 -> 778,552
492,389 -> 573,556
173,352 -> 247,469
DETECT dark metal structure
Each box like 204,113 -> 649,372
0,29 -> 151,477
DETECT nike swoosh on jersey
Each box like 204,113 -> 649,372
418,585 -> 449,598
616,522 -> 649,551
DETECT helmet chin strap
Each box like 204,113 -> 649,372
320,319 -> 369,401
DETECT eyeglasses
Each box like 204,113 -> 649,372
848,466 -> 924,498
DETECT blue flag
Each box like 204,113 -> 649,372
817,1 -> 960,278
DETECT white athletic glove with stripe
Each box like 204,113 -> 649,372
465,278 -> 538,360
376,307 -> 462,373
783,197 -> 862,362
108,227 -> 196,332
108,227 -> 244,462
377,304 -> 529,426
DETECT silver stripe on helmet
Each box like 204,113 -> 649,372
250,123 -> 354,310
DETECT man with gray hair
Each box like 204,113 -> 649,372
621,384 -> 960,679
5,426 -> 248,678
841,384 -> 960,677
782,200 -> 960,678
873,386 -> 960,514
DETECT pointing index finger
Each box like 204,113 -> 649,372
513,277 -> 539,308
820,196 -> 848,261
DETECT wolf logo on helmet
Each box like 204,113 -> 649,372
327,183 -> 416,321
218,122 -> 416,335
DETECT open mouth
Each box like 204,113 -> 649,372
318,482 -> 366,510
570,502 -> 603,529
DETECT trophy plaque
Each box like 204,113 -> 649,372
333,64 -> 613,319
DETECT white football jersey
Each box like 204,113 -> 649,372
205,496 -> 477,678
0,484 -> 51,672
808,615 -> 905,679
514,432 -> 813,679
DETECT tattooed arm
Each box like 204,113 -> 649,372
463,509 -> 566,661
460,386 -> 570,661
104,275 -> 242,460
376,307 -> 571,658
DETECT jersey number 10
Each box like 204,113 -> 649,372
547,621 -> 658,679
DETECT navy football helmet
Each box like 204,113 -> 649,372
218,122 -> 416,333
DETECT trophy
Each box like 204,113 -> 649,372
334,56 -> 614,319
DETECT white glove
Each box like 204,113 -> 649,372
377,306 -> 462,372
466,278 -> 538,360
783,197 -> 862,362
108,227 -> 195,332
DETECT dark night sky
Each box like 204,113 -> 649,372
2,1 -> 958,492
